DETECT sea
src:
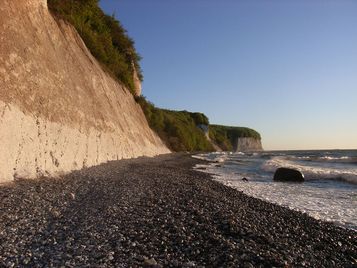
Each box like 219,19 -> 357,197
193,150 -> 357,231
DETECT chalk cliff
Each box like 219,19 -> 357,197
235,138 -> 263,152
132,63 -> 142,96
0,0 -> 169,183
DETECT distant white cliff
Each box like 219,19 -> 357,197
235,137 -> 263,152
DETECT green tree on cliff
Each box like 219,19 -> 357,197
48,0 -> 142,93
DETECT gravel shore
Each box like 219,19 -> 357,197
0,153 -> 356,267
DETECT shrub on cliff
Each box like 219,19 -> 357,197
190,113 -> 209,126
48,0 -> 142,93
136,97 -> 214,152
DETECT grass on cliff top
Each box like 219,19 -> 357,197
209,125 -> 261,151
136,96 -> 214,152
48,0 -> 142,94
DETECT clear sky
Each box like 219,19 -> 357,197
100,0 -> 357,150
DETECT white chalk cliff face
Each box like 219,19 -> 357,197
132,63 -> 142,96
0,0 -> 170,183
235,138 -> 263,152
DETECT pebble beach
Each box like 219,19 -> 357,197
0,153 -> 356,267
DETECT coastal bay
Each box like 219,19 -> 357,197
0,154 -> 355,267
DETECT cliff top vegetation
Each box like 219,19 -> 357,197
136,96 -> 213,152
48,0 -> 142,93
209,125 -> 261,151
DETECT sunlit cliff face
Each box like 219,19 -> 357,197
0,0 -> 169,182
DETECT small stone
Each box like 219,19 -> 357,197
243,262 -> 254,268
108,251 -> 115,261
52,210 -> 61,218
135,255 -> 145,261
143,257 -> 157,266
184,261 -> 196,267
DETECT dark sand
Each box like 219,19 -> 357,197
0,153 -> 356,267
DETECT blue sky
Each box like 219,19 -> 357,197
100,0 -> 357,150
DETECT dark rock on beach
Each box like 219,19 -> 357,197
0,154 -> 355,267
273,167 -> 305,182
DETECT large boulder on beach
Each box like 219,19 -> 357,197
273,168 -> 304,182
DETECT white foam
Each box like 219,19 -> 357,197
321,156 -> 350,160
262,157 -> 357,184
193,152 -> 357,231
193,152 -> 229,163
200,166 -> 357,230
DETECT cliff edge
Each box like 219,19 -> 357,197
0,0 -> 169,183
209,125 -> 263,152
235,137 -> 263,152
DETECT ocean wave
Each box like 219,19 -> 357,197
262,157 -> 357,185
194,151 -> 357,231
192,152 -> 229,163
289,155 -> 357,164
212,174 -> 357,231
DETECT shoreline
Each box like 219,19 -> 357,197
0,153 -> 356,267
